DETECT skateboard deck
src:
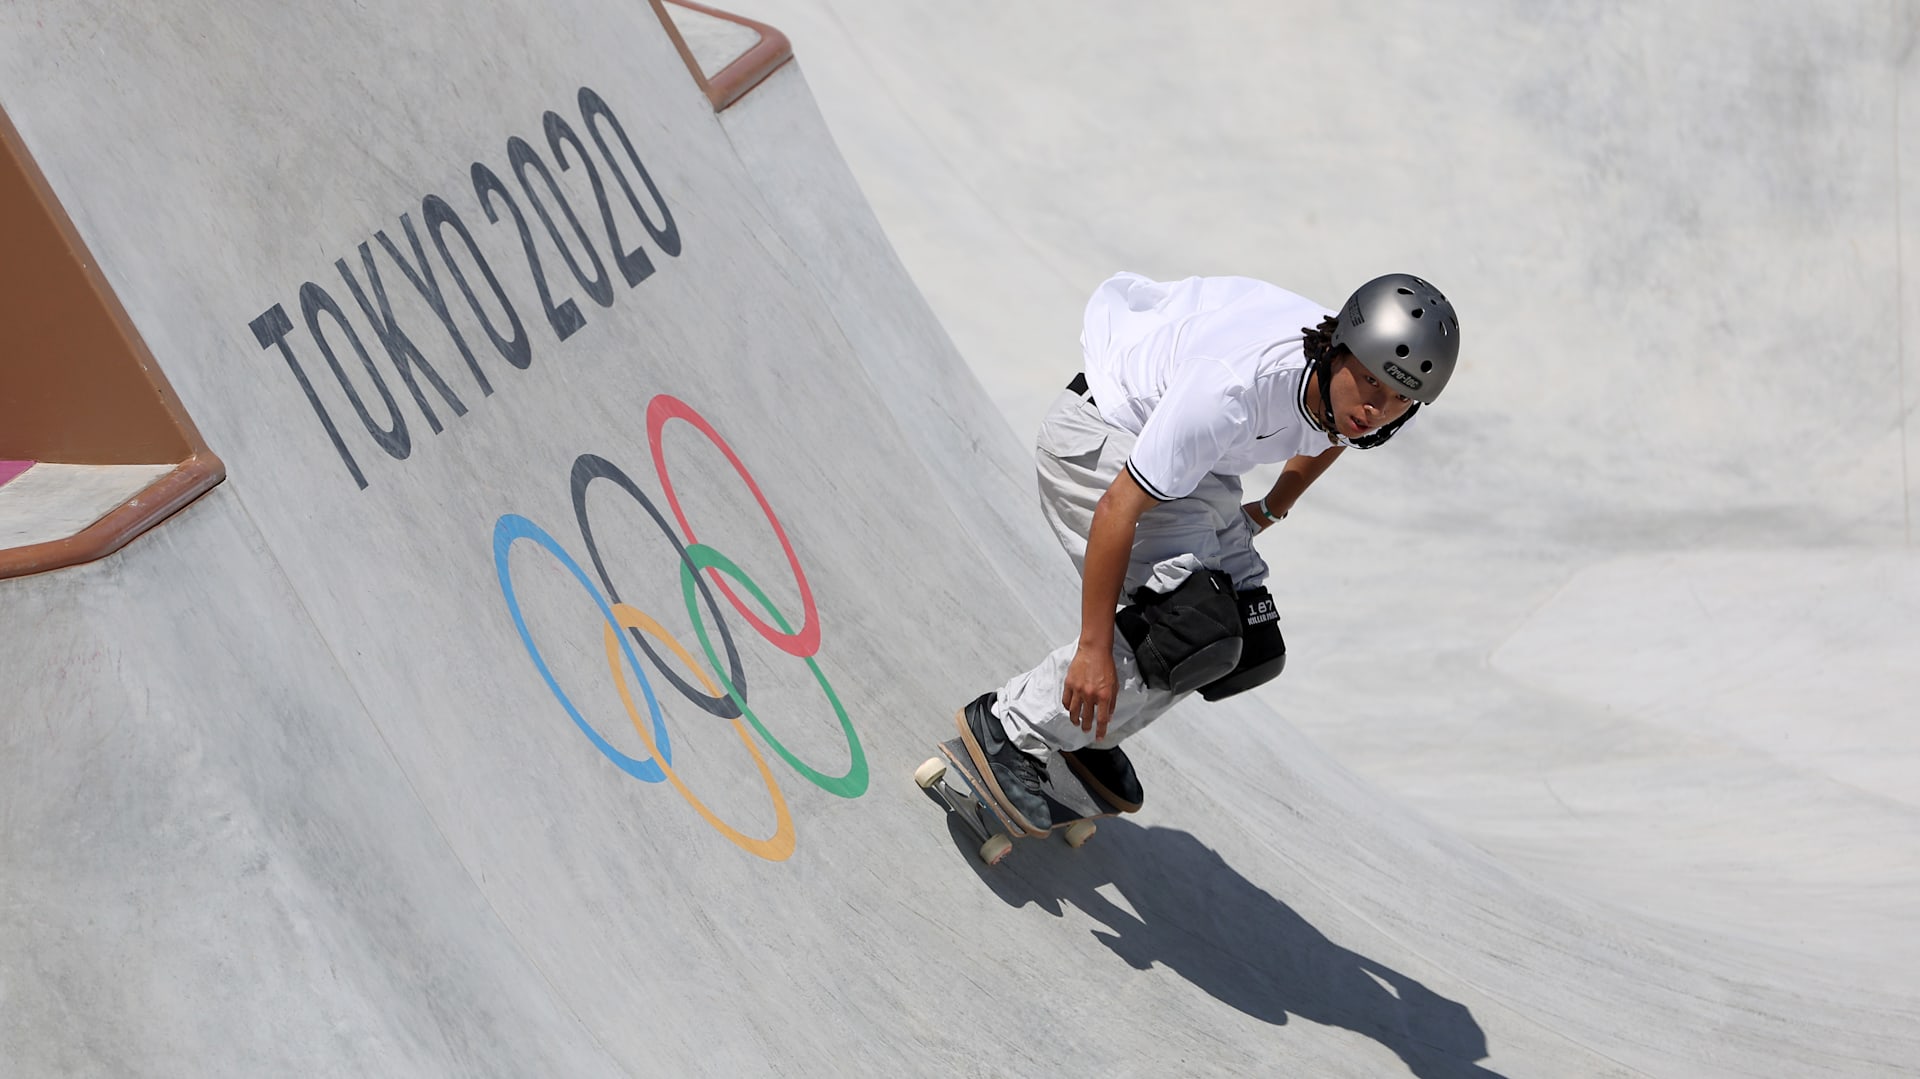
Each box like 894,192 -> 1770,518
916,733 -> 1121,866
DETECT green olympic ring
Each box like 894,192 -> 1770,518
680,542 -> 867,798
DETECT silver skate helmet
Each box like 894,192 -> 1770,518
1329,274 -> 1460,405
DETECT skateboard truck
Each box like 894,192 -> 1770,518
916,733 -> 1113,866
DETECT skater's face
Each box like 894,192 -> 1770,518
1325,354 -> 1415,440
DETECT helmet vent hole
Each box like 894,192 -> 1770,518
1397,287 -> 1414,296
1420,360 -> 1434,373
1411,307 -> 1424,319
1395,344 -> 1411,358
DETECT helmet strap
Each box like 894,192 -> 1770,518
1314,353 -> 1349,448
1351,403 -> 1418,449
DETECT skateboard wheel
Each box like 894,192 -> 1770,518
913,758 -> 948,789
1064,820 -> 1097,848
979,834 -> 1015,866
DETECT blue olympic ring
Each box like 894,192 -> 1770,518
493,512 -> 674,782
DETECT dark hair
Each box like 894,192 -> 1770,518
1301,315 -> 1418,450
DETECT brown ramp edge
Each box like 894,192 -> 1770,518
0,107 -> 223,580
652,0 -> 794,111
0,0 -> 785,582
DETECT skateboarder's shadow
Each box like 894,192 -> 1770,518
959,818 -> 1508,1079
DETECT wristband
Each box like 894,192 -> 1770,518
1263,496 -> 1287,522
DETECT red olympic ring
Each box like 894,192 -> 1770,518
648,393 -> 820,659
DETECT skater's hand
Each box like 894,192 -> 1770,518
1063,644 -> 1118,740
1070,472 -> 1150,742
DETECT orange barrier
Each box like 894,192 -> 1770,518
651,0 -> 794,111
0,108 -> 224,580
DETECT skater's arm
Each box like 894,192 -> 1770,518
1244,447 -> 1344,533
1081,470 -> 1157,650
1064,470 -> 1158,739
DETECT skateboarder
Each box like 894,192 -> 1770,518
958,271 -> 1462,835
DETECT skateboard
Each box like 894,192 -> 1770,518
915,729 -> 1122,866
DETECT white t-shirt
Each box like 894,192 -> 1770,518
1080,272 -> 1343,501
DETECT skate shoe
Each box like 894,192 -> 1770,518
956,693 -> 1053,835
1063,745 -> 1144,813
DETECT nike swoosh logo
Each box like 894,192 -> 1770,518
1256,428 -> 1287,439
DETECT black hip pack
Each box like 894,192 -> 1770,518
1115,568 -> 1244,693
1197,586 -> 1287,701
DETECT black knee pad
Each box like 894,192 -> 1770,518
1115,569 -> 1243,693
1198,587 -> 1287,701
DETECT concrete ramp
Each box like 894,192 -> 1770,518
0,2 -> 1913,1076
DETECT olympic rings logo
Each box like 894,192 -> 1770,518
491,394 -> 862,862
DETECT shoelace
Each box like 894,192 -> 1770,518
1011,755 -> 1050,792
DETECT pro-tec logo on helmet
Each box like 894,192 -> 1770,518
1382,361 -> 1423,391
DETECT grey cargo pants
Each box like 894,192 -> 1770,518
993,387 -> 1268,757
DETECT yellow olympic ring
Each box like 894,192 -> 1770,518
602,602 -> 796,861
